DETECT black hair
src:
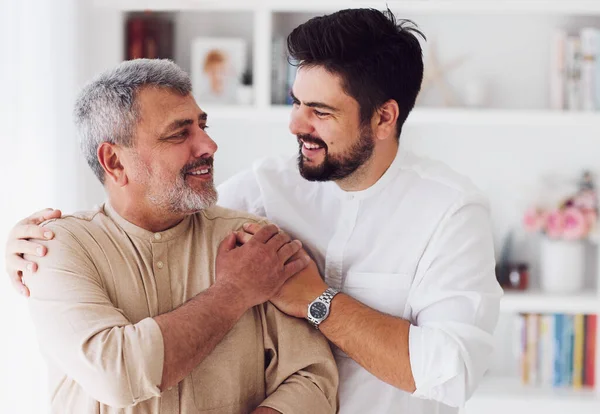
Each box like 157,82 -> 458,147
287,8 -> 425,138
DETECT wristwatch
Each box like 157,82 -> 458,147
307,287 -> 340,329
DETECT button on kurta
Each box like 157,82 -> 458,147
154,233 -> 162,241
157,261 -> 164,269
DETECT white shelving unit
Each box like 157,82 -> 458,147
501,289 -> 600,314
97,0 -> 600,15
466,376 -> 600,414
465,289 -> 600,413
202,105 -> 600,127
90,1 -> 600,413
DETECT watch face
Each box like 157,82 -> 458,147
309,302 -> 328,319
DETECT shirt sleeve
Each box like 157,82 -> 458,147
22,221 -> 164,408
258,302 -> 339,414
217,168 -> 266,217
407,194 -> 503,407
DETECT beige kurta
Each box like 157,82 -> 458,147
23,203 -> 338,414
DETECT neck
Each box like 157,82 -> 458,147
336,139 -> 399,192
108,191 -> 185,233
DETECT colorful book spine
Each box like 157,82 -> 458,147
573,313 -> 585,388
518,312 -> 596,389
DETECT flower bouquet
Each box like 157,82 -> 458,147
522,172 -> 597,293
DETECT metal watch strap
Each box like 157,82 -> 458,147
307,287 -> 340,329
320,287 -> 339,305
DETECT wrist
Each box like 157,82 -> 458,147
209,281 -> 252,320
306,287 -> 340,329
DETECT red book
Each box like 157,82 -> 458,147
584,314 -> 597,387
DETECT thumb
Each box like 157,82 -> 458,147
217,232 -> 237,255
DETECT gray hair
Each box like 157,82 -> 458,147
74,59 -> 192,183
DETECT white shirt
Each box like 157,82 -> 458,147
217,149 -> 502,414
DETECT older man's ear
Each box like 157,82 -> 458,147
97,142 -> 128,186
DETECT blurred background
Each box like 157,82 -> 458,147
1,0 -> 600,413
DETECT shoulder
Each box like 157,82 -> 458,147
399,152 -> 489,211
219,155 -> 299,189
40,206 -> 107,244
200,205 -> 269,231
217,155 -> 301,214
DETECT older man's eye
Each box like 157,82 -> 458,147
170,131 -> 188,139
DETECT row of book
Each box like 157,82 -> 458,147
516,313 -> 597,388
271,37 -> 297,105
550,28 -> 600,111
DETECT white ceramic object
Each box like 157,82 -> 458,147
539,237 -> 586,293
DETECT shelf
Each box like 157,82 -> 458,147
407,108 -> 600,127
96,0 -> 600,15
466,376 -> 600,413
501,289 -> 599,314
201,105 -> 600,127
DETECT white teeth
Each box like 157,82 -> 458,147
189,169 -> 209,175
303,142 -> 322,150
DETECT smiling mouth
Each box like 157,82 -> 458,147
302,141 -> 324,150
186,167 -> 211,176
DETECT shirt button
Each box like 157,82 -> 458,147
157,261 -> 164,269
154,233 -> 162,241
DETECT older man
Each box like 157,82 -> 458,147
15,59 -> 338,414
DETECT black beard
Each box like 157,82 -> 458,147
297,128 -> 375,182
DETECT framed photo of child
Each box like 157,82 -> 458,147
190,37 -> 247,105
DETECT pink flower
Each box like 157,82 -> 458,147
562,207 -> 589,240
523,208 -> 544,233
545,209 -> 564,239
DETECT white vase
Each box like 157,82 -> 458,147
539,238 -> 585,293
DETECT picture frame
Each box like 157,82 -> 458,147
190,37 -> 247,105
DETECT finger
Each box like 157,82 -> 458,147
7,254 -> 37,275
10,278 -> 30,297
277,240 -> 303,263
8,269 -> 30,297
10,224 -> 55,241
234,230 -> 253,245
10,240 -> 47,257
266,232 -> 292,251
37,209 -> 62,223
249,224 -> 280,244
217,233 -> 237,255
242,222 -> 262,235
19,208 -> 61,225
283,253 -> 311,278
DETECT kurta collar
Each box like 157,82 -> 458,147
103,202 -> 193,243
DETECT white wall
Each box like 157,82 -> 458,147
0,0 -> 92,412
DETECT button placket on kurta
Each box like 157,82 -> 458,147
324,196 -> 360,291
151,232 -> 180,411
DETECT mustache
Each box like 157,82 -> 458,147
297,134 -> 327,148
181,157 -> 214,174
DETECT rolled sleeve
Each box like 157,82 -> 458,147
259,303 -> 338,413
407,195 -> 502,407
23,222 -> 164,407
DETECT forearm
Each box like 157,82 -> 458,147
155,283 -> 249,390
319,293 -> 416,393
